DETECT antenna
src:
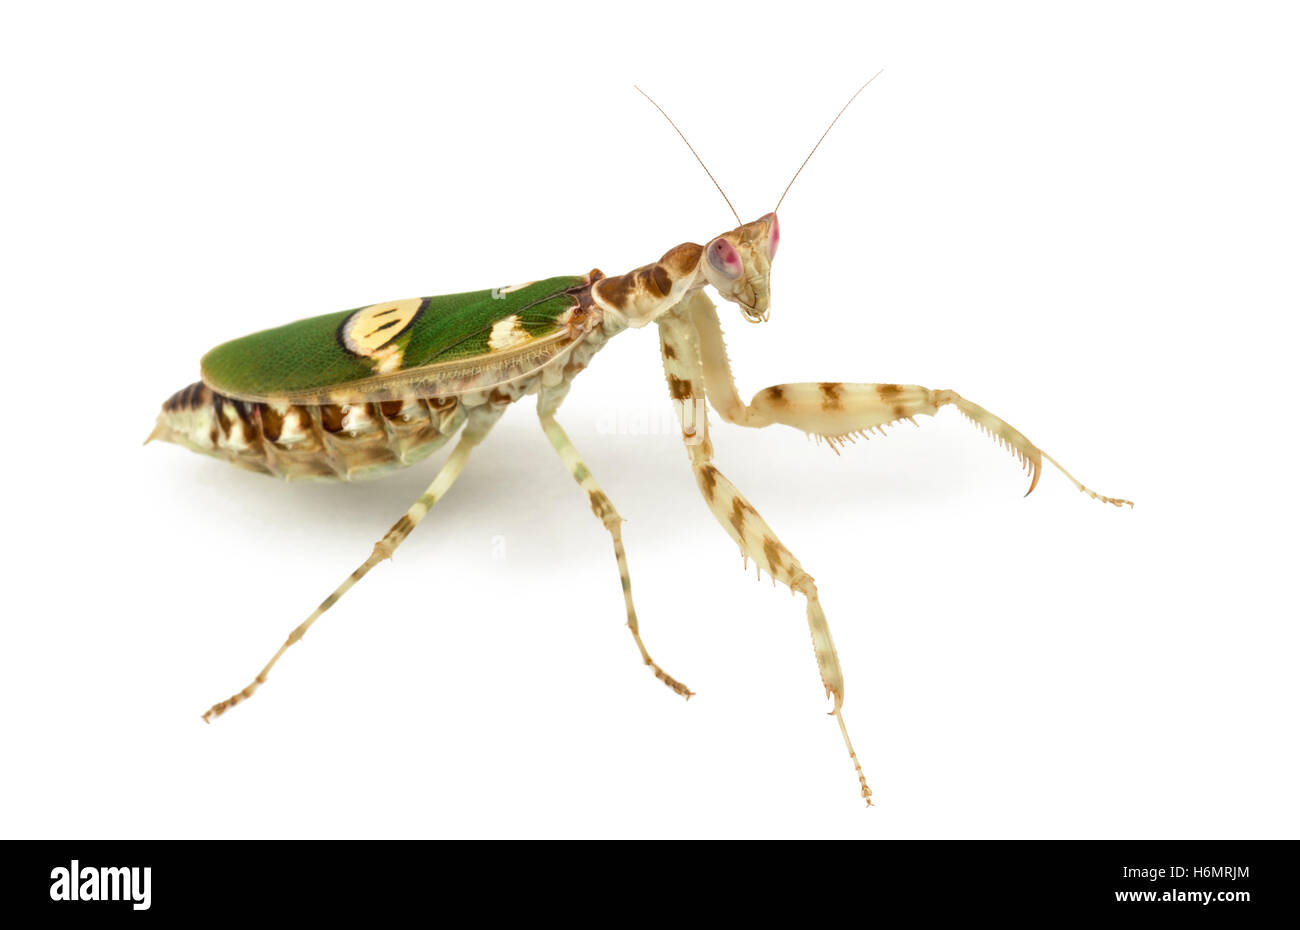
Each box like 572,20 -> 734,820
635,86 -> 743,226
774,70 -> 884,213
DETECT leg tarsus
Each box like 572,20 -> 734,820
835,707 -> 873,806
1042,450 -> 1134,508
641,651 -> 695,699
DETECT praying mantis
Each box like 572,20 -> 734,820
149,75 -> 1130,805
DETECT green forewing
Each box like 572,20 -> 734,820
201,276 -> 584,397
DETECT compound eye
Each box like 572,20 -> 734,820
766,213 -> 780,259
707,237 -> 744,279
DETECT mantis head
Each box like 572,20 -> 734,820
639,72 -> 879,326
701,213 -> 779,324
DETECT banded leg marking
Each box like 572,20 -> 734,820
659,310 -> 872,804
687,292 -> 1131,507
537,397 -> 692,699
202,409 -> 502,721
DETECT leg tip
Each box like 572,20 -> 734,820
1090,490 -> 1134,508
652,665 -> 694,700
202,698 -> 232,722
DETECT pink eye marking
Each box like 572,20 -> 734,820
707,238 -> 744,279
767,213 -> 780,258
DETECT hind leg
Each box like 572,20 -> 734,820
202,405 -> 504,721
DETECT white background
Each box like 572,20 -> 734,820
2,1 -> 1296,839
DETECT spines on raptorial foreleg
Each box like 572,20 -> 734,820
748,382 -> 937,448
932,389 -> 1131,506
746,380 -> 1129,505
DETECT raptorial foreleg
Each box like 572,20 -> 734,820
749,382 -> 1131,506
687,292 -> 1130,507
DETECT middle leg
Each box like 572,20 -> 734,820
537,385 -> 692,699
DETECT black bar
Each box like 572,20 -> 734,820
2,840 -> 1289,920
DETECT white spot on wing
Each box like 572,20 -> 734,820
488,314 -> 532,352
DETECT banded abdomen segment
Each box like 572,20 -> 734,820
148,382 -> 465,480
